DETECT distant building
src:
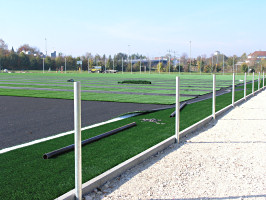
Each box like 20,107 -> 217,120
246,51 -> 266,64
39,52 -> 45,58
247,51 -> 266,59
124,57 -> 180,67
235,61 -> 245,67
154,57 -> 168,61
21,50 -> 31,55
51,51 -> 56,58
214,51 -> 220,56
173,59 -> 180,66
125,58 -> 167,65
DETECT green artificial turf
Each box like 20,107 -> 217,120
0,81 -> 260,200
0,88 -> 191,104
0,72 -> 257,104
0,83 -> 208,96
0,81 -> 220,91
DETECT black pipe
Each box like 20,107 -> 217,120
43,122 -> 137,159
169,81 -> 255,117
170,102 -> 187,117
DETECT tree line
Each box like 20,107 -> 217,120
0,38 -> 265,73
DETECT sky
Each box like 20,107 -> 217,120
0,0 -> 265,58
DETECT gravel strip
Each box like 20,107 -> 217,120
85,90 -> 266,200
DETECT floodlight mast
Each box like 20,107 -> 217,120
179,57 -> 181,75
174,51 -> 176,71
128,44 -> 131,74
113,56 -> 114,71
233,56 -> 235,73
200,56 -> 202,75
140,58 -> 141,74
145,60 -> 146,73
212,56 -> 213,72
216,52 -> 218,73
189,41 -> 191,73
149,57 -> 151,74
43,58 -> 44,73
131,56 -> 132,74
167,49 -> 171,74
168,55 -> 170,74
174,51 -> 177,73
105,59 -> 106,73
159,57 -> 160,74
87,58 -> 89,73
122,57 -> 123,74
223,54 -> 224,75
45,38 -> 47,57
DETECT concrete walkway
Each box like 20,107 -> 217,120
85,90 -> 266,200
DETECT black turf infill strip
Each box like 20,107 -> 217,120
168,81 -> 255,117
126,104 -> 176,116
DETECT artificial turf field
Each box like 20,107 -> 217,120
0,72 -> 257,104
0,71 -> 263,200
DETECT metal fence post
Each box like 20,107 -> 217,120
232,73 -> 235,106
74,81 -> 82,200
212,74 -> 216,119
244,72 -> 247,100
252,72 -> 255,95
175,76 -> 180,143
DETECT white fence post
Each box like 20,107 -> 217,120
175,76 -> 180,143
258,72 -> 260,90
232,73 -> 235,106
212,74 -> 216,119
244,72 -> 247,100
252,72 -> 255,95
74,82 -> 82,200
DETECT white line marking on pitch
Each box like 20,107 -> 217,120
0,113 -> 138,154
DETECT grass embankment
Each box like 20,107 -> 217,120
0,81 -> 260,200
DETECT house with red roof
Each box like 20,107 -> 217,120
246,51 -> 266,64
